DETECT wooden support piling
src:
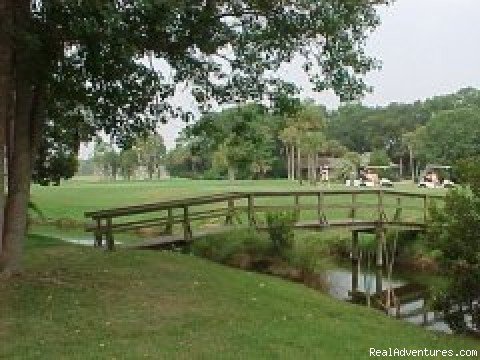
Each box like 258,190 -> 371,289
422,298 -> 428,325
183,206 -> 192,242
226,198 -> 234,225
352,231 -> 359,293
165,208 -> 174,235
94,218 -> 103,247
395,298 -> 401,319
105,218 -> 114,251
375,225 -> 385,294
247,194 -> 255,226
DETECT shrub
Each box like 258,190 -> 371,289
191,228 -> 269,263
265,211 -> 297,256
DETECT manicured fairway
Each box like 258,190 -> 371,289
1,236 -> 478,359
31,178 -> 445,222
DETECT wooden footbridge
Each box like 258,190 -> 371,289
85,189 -> 443,250
85,189 -> 444,299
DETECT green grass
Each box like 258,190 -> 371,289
1,235 -> 478,359
30,178 -> 447,247
30,178 -> 445,222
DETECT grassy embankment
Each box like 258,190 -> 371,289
1,234 -> 478,359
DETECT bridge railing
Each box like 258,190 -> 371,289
85,190 -> 444,250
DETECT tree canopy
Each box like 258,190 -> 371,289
1,0 -> 391,274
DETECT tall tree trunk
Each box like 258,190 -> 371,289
0,0 -> 13,265
228,166 -> 235,181
409,147 -> 415,182
2,75 -> 33,276
1,0 -> 36,276
309,153 -> 314,185
297,147 -> 302,185
307,153 -> 311,183
290,145 -> 295,181
286,146 -> 291,180
399,156 -> 403,179
313,153 -> 318,185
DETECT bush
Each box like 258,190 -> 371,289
265,211 -> 297,256
191,228 -> 269,263
426,158 -> 480,334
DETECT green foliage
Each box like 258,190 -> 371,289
135,134 -> 166,179
265,211 -> 297,256
182,104 -> 281,179
427,157 -> 480,334
369,149 -> 390,166
26,0 -> 388,184
192,228 -> 270,264
422,108 -> 480,165
119,149 -> 139,180
339,151 -> 361,180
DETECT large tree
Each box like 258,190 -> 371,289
0,0 -> 389,276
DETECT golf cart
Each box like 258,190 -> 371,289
418,165 -> 455,189
345,165 -> 398,188
367,165 -> 399,188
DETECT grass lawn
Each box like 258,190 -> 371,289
1,235 -> 478,359
30,178 -> 446,222
30,178 -> 447,248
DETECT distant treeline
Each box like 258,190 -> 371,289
165,87 -> 480,181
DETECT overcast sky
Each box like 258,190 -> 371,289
155,0 -> 480,149
82,0 -> 480,156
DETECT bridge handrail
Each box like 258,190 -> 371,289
85,189 -> 445,250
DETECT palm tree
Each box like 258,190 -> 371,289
402,126 -> 426,182
279,125 -> 299,181
299,131 -> 326,185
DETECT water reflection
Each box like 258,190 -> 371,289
325,267 -> 452,334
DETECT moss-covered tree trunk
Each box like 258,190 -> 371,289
1,0 -> 41,276
0,0 -> 12,259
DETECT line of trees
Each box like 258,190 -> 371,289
166,88 -> 480,182
92,135 -> 166,181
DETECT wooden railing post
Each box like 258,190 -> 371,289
317,192 -> 326,223
351,192 -> 357,220
226,198 -> 234,225
165,208 -> 173,235
423,195 -> 429,223
394,197 -> 402,222
294,194 -> 300,219
183,206 -> 192,242
105,218 -> 114,251
377,190 -> 385,222
94,218 -> 103,247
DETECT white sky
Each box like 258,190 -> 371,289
81,0 -> 480,156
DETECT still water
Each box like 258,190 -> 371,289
325,267 -> 452,333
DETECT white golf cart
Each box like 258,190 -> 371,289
418,165 -> 455,189
346,165 -> 398,188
